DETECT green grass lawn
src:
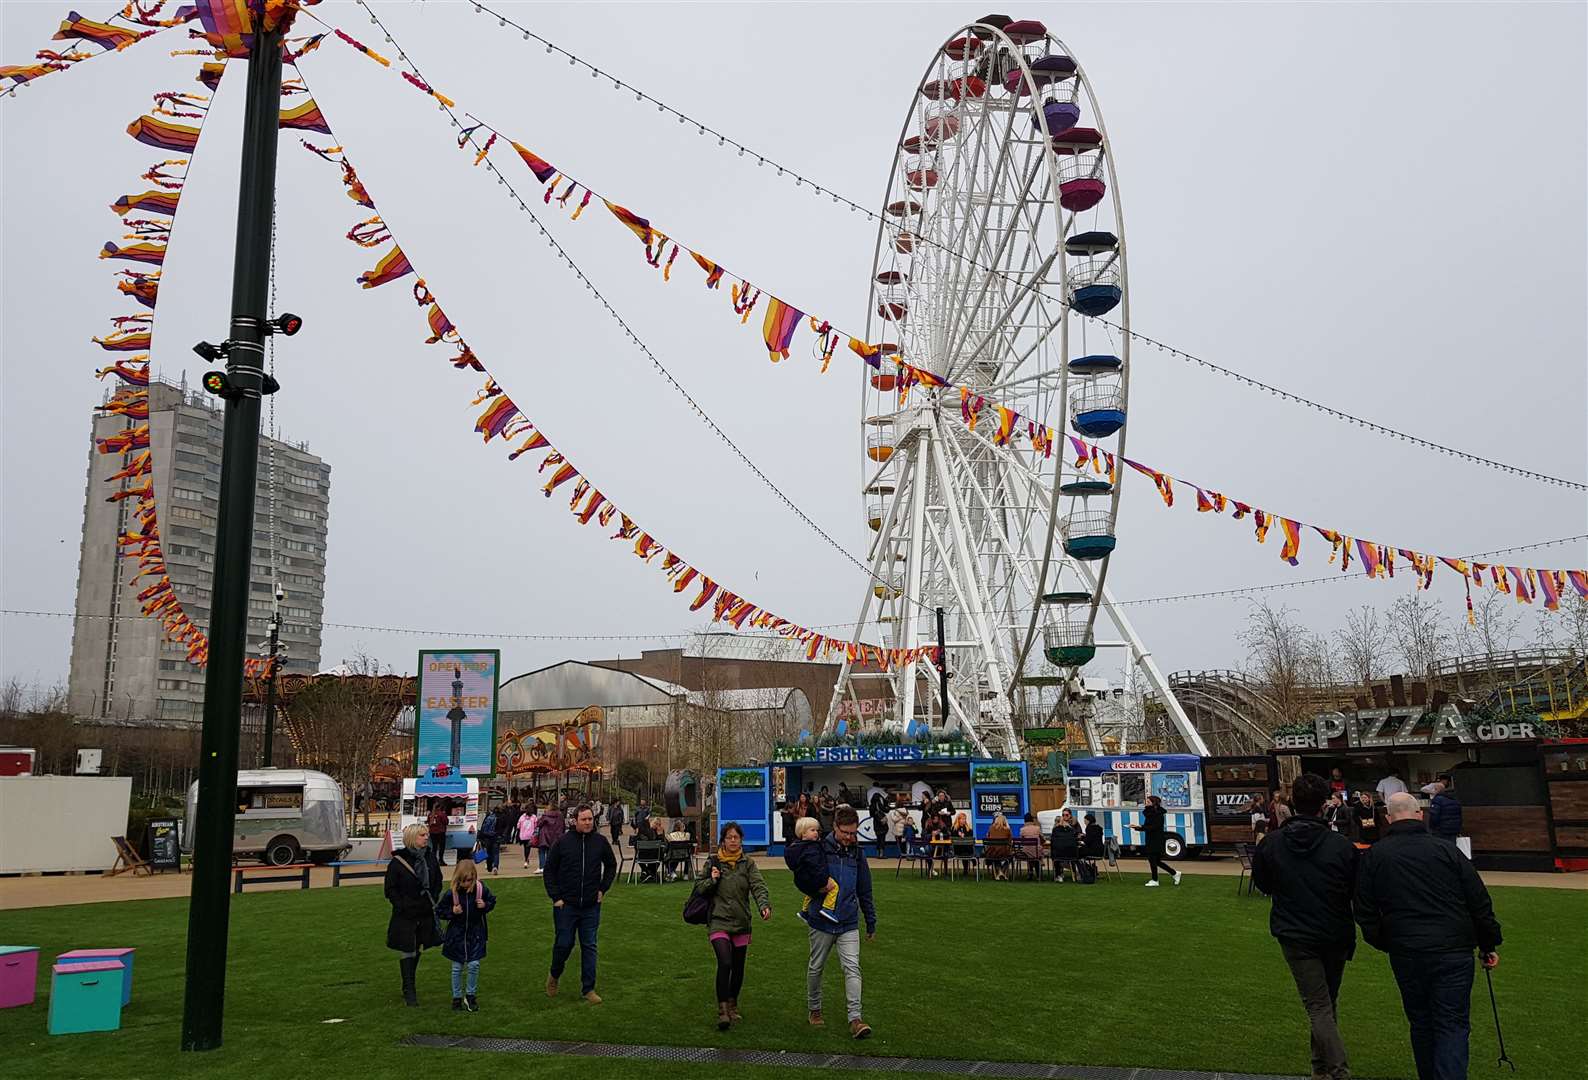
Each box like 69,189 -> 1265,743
2,868 -> 1582,1079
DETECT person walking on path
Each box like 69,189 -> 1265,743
1252,773 -> 1359,1080
544,804 -> 617,1005
426,802 -> 450,866
692,821 -> 772,1030
1133,794 -> 1182,886
477,806 -> 500,874
606,800 -> 626,848
1427,779 -> 1463,844
385,823 -> 442,1007
516,805 -> 538,870
436,856 -> 496,1011
1355,792 -> 1502,1080
803,806 -> 876,1040
533,803 -> 565,875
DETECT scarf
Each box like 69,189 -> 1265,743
715,846 -> 743,868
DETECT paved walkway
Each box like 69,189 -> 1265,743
2,852 -> 1581,911
401,1033 -> 1304,1079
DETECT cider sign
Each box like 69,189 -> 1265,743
415,649 -> 501,777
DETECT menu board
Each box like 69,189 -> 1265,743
145,819 -> 181,871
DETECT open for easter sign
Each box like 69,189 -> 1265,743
415,650 -> 500,777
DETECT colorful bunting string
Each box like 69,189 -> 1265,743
1061,434 -> 1587,623
293,70 -> 940,676
87,53 -> 230,668
2,5 -> 184,92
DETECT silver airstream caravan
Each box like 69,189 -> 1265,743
185,768 -> 350,866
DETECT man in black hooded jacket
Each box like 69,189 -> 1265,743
1252,772 -> 1359,1080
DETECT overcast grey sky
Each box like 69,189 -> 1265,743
3,2 -> 1584,692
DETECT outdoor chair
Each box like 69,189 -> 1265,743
1099,836 -> 1123,883
1234,842 -> 1257,897
895,828 -> 931,879
1013,837 -> 1044,880
981,843 -> 1015,881
664,839 -> 697,881
949,836 -> 979,881
629,839 -> 665,884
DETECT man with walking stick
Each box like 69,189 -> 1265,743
1355,792 -> 1502,1079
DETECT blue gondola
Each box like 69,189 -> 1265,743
1063,532 -> 1116,561
1064,231 -> 1118,256
1067,353 -> 1121,374
1070,283 -> 1121,316
1072,406 -> 1126,438
1059,479 -> 1113,496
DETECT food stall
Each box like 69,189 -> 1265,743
719,742 -> 1030,852
1271,703 -> 1585,871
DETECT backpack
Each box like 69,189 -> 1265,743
480,812 -> 497,837
1075,859 -> 1099,885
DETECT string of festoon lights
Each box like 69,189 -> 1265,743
443,0 -> 1585,493
9,530 -> 1581,642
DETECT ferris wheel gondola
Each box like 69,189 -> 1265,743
825,17 -> 1207,758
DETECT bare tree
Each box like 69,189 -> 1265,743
1387,592 -> 1452,678
1335,604 -> 1391,685
1534,593 -> 1588,658
280,653 -> 408,825
1240,601 -> 1319,725
1460,589 -> 1521,660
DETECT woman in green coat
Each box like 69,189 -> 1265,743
695,821 -> 771,1030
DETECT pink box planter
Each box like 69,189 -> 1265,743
0,946 -> 40,1008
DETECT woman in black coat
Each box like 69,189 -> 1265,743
386,823 -> 443,1006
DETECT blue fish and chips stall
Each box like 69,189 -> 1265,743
717,744 -> 1030,852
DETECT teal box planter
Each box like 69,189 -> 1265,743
0,946 -> 39,1008
55,949 -> 135,1007
48,961 -> 124,1035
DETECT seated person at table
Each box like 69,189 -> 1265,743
1080,812 -> 1104,857
983,813 -> 1014,880
919,815 -> 948,877
783,816 -> 841,922
949,813 -> 975,874
663,818 -> 693,878
1017,813 -> 1044,878
1051,814 -> 1081,878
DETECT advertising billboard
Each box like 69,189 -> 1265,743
415,650 -> 500,777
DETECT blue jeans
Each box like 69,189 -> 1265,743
1390,950 -> 1474,1080
550,903 -> 601,994
450,959 -> 480,997
481,836 -> 499,872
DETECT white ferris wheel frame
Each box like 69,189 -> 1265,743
824,21 -> 1207,758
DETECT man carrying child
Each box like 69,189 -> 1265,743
785,806 -> 876,1039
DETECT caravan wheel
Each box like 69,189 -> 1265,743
1163,834 -> 1185,859
264,836 -> 301,866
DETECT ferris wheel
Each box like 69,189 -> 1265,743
826,16 -> 1207,758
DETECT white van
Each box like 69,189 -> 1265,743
185,767 -> 350,866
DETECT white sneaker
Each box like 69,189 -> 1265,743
1172,871 -> 1182,886
1144,879 -> 1160,887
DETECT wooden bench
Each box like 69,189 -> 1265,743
232,863 -> 311,893
330,860 -> 386,887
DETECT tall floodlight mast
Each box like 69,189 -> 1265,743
825,18 -> 1207,758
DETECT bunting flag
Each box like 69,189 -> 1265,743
296,83 -> 936,678
112,189 -> 182,216
332,28 -> 389,67
100,240 -> 167,265
510,141 -> 557,184
126,115 -> 201,151
54,11 -> 152,51
278,96 -> 330,134
356,244 -> 412,289
762,298 -> 804,362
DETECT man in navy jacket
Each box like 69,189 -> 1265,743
543,804 -> 617,1004
803,806 -> 877,1039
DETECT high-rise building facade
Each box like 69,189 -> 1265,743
67,377 -> 331,721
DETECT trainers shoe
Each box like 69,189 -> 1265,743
465,994 -> 479,1011
545,975 -> 558,997
1172,871 -> 1182,886
451,997 -> 463,1011
1144,879 -> 1160,887
808,1009 -> 825,1027
850,1019 -> 873,1040
583,991 -> 603,1005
